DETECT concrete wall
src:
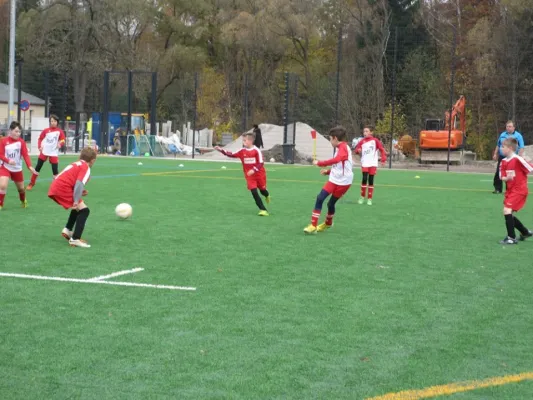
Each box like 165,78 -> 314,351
0,103 -> 46,128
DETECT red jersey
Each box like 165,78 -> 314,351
38,127 -> 66,157
0,136 -> 32,172
500,154 -> 533,196
354,136 -> 387,167
219,146 -> 264,175
49,160 -> 91,196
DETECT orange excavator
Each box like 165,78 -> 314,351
419,95 -> 466,163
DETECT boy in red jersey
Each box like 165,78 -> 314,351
215,132 -> 271,216
354,126 -> 387,205
48,147 -> 97,248
498,137 -> 533,244
304,126 -> 352,234
27,114 -> 66,190
0,121 -> 37,210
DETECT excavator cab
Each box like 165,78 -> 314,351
424,119 -> 444,131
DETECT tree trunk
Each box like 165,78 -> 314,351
73,70 -> 88,113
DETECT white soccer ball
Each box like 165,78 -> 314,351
270,158 -> 275,162
115,203 -> 133,219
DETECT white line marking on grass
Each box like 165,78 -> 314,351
0,272 -> 196,291
87,268 -> 144,281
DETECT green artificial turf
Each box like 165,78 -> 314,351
0,155 -> 531,399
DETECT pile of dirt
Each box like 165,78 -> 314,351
263,144 -> 314,164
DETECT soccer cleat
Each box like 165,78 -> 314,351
316,223 -> 331,232
519,230 -> 533,241
499,236 -> 518,245
303,224 -> 317,234
21,200 -> 28,208
69,238 -> 91,248
61,228 -> 73,240
358,197 -> 365,204
258,210 -> 269,216
26,183 -> 34,191
367,199 -> 373,206
265,195 -> 271,204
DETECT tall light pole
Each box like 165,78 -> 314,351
7,0 -> 16,125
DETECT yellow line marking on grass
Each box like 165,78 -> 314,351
147,173 -> 492,193
366,372 -> 533,400
142,168 -> 241,176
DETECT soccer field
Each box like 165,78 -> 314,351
1,156 -> 532,399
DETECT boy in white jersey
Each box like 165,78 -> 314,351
27,114 -> 65,190
304,126 -> 353,234
0,121 -> 37,210
354,125 -> 386,205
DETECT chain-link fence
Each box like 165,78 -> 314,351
2,21 -> 532,167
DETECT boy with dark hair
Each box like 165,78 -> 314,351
354,125 -> 386,205
0,121 -> 37,210
215,133 -> 271,216
48,147 -> 97,248
304,126 -> 353,234
27,114 -> 66,190
498,137 -> 533,244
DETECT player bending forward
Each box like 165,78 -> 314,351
48,147 -> 97,248
354,126 -> 387,205
499,137 -> 533,245
304,126 -> 352,234
27,114 -> 66,190
215,133 -> 271,216
0,121 -> 37,210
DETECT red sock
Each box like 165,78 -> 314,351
311,209 -> 321,226
19,190 -> 26,202
326,213 -> 334,226
361,185 -> 367,197
368,186 -> 374,199
0,191 -> 5,206
30,173 -> 38,185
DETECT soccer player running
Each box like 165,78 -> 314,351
48,147 -> 97,248
498,138 -> 533,245
0,121 -> 37,210
304,126 -> 352,234
27,114 -> 66,190
354,126 -> 387,205
215,132 -> 271,216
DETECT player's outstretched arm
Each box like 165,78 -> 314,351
21,141 -> 36,174
0,140 -> 10,164
316,143 -> 349,167
376,139 -> 387,164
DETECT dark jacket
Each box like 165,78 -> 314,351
253,127 -> 263,148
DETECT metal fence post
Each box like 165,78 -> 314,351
389,27 -> 398,170
446,26 -> 458,172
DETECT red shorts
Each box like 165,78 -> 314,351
362,166 -> 377,175
323,181 -> 351,198
0,166 -> 24,183
246,170 -> 267,190
39,154 -> 59,164
48,191 -> 74,210
504,193 -> 527,212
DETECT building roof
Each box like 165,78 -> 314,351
0,82 -> 46,106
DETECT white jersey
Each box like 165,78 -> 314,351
354,136 -> 387,167
321,142 -> 353,186
0,137 -> 29,172
39,128 -> 65,157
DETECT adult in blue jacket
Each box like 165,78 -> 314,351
492,120 -> 525,193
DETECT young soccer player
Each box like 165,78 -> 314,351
48,147 -> 97,248
304,126 -> 352,234
0,121 -> 37,210
498,137 -> 533,244
354,126 -> 387,205
215,133 -> 271,216
27,114 -> 66,190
